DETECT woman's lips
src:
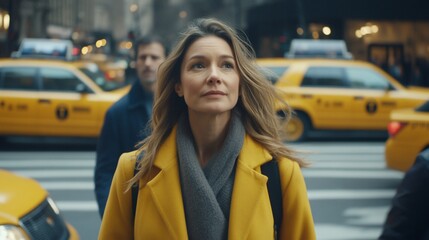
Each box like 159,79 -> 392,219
203,90 -> 226,96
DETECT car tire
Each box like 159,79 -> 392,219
281,111 -> 311,142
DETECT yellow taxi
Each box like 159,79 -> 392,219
0,169 -> 79,239
257,58 -> 429,142
0,58 -> 127,138
385,101 -> 429,171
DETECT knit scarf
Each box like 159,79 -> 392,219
176,112 -> 245,240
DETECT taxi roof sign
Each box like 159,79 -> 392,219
14,38 -> 74,61
285,39 -> 353,60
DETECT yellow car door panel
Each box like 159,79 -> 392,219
0,67 -> 39,135
38,67 -> 99,137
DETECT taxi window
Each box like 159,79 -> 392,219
346,67 -> 391,90
0,67 -> 38,91
261,66 -> 289,84
40,68 -> 85,92
416,101 -> 429,112
78,67 -> 119,91
301,67 -> 349,88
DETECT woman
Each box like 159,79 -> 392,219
99,18 -> 315,240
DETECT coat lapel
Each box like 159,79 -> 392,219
228,135 -> 272,239
147,127 -> 188,239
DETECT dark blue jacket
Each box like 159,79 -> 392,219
379,148 -> 429,240
94,80 -> 153,217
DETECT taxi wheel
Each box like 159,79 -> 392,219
281,112 -> 310,142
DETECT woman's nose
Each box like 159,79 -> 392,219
207,66 -> 221,84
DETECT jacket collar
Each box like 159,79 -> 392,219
127,80 -> 153,110
153,125 -> 272,170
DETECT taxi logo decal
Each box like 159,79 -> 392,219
56,105 -> 68,120
366,101 -> 377,114
72,106 -> 91,113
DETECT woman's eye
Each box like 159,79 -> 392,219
191,63 -> 204,69
223,62 -> 234,69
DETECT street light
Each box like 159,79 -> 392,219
129,3 -> 140,37
129,3 -> 138,13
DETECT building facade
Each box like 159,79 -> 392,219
247,0 -> 429,86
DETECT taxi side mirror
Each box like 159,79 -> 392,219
76,83 -> 91,94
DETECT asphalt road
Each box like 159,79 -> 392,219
0,140 -> 403,240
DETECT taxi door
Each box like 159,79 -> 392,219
297,66 -> 355,129
0,67 -> 39,136
346,66 -> 400,130
36,67 -> 99,137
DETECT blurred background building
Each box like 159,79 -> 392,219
0,0 -> 428,86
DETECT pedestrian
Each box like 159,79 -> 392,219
94,35 -> 167,217
99,18 -> 315,239
379,148 -> 429,240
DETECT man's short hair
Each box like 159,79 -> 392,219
133,35 -> 168,59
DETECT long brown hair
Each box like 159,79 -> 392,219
128,18 -> 304,190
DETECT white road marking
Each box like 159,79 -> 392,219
13,170 -> 93,178
303,169 -> 404,179
41,181 -> 94,190
0,160 -> 94,168
305,154 -> 383,161
344,206 -> 390,225
56,201 -> 98,211
309,161 -> 386,169
308,189 -> 395,200
315,224 -> 382,240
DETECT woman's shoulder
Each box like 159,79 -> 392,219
117,150 -> 140,176
277,156 -> 300,169
276,156 -> 304,184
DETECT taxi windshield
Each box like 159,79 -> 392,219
78,65 -> 124,91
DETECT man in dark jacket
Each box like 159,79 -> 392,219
94,36 -> 167,217
379,148 -> 429,240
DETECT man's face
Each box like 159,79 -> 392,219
135,42 -> 166,91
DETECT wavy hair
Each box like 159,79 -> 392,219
128,18 -> 305,189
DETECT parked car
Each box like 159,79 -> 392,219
385,100 -> 429,171
0,169 -> 79,239
0,58 -> 127,139
257,58 -> 429,142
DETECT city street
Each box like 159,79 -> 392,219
0,140 -> 404,240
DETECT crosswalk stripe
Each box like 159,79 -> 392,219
41,182 -> 94,190
0,160 -> 94,168
302,169 -> 404,179
309,162 -> 386,169
315,224 -> 382,240
13,170 -> 93,178
56,201 -> 98,211
304,154 -> 383,161
52,189 -> 396,213
2,161 -> 387,170
9,168 -> 403,180
0,153 -> 95,159
308,189 -> 395,200
52,189 -> 395,212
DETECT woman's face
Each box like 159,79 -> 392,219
176,36 -> 240,116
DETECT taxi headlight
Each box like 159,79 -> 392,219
0,225 -> 29,240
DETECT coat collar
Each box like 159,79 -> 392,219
127,80 -> 153,110
148,125 -> 273,239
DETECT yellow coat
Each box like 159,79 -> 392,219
99,127 -> 316,240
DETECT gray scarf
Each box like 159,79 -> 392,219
177,112 -> 245,240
